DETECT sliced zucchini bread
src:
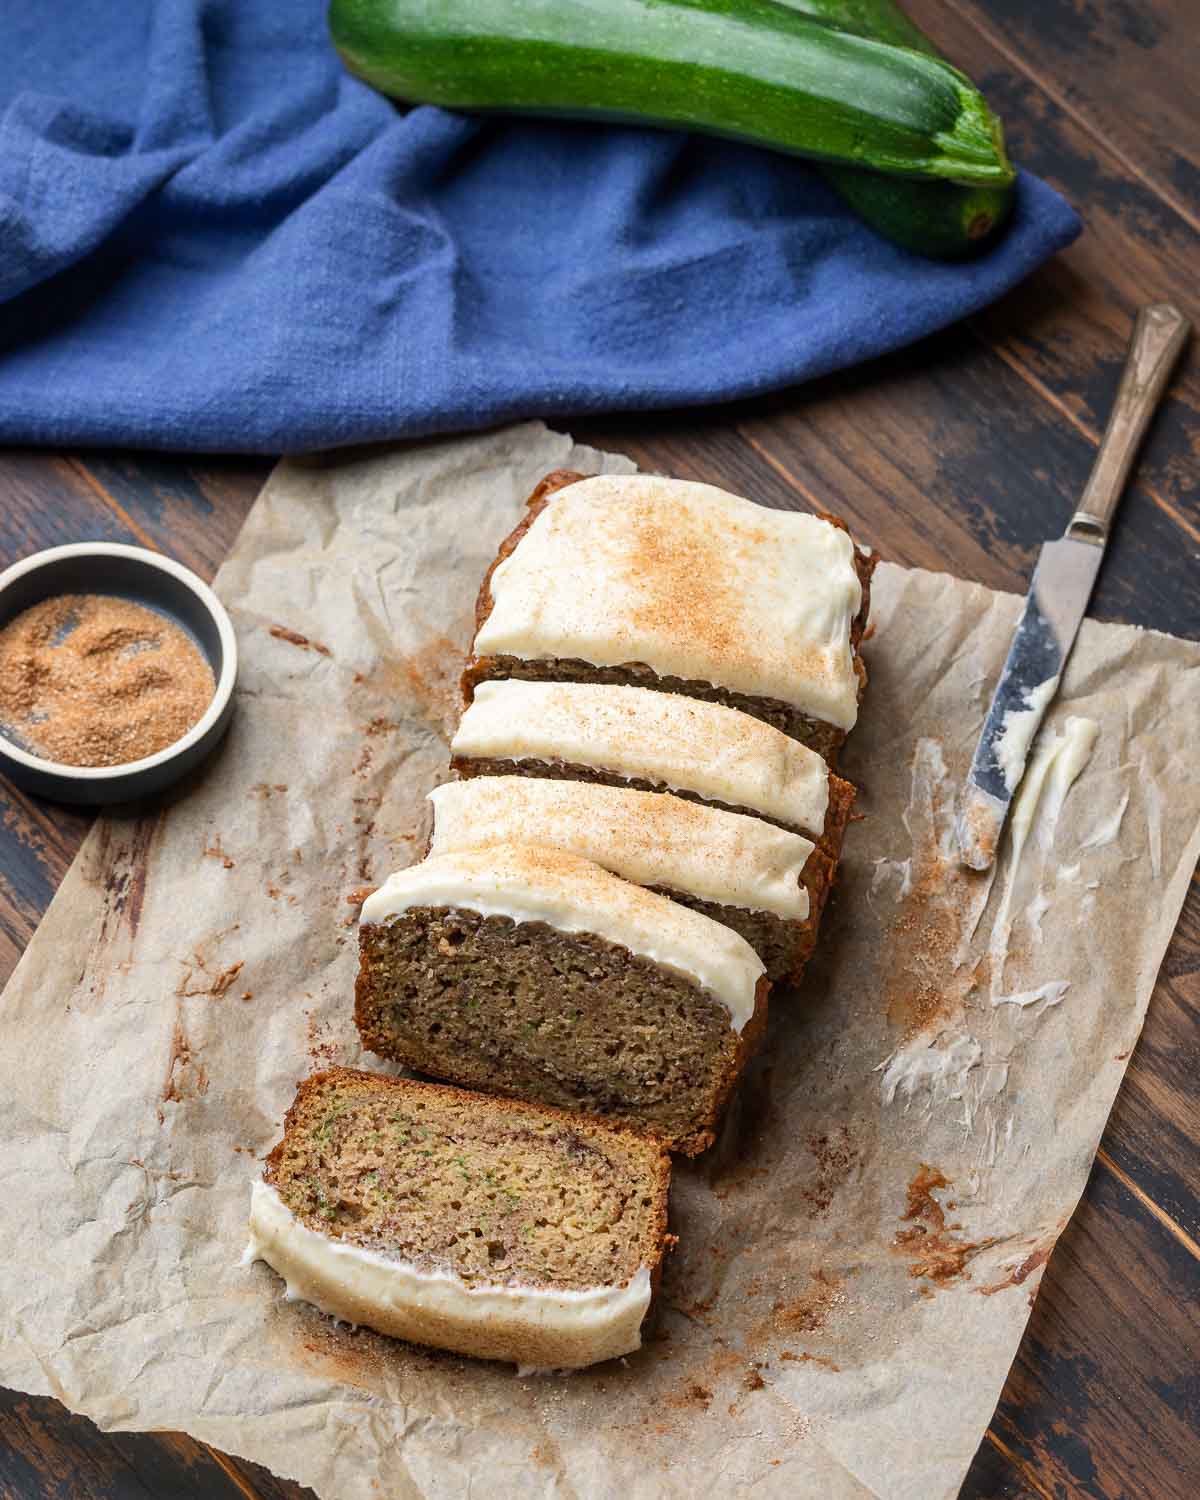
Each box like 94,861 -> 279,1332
426,774 -> 830,984
355,843 -> 768,1154
462,470 -> 875,763
248,1068 -> 672,1369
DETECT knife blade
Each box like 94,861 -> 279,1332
957,302 -> 1190,870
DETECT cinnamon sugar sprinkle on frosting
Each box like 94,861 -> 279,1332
474,474 -> 863,729
427,775 -> 813,920
452,679 -> 831,835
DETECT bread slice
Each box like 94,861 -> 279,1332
355,843 -> 768,1154
247,1069 -> 672,1370
426,775 -> 825,984
462,471 -> 875,764
450,679 -> 855,961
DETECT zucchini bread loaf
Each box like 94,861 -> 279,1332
355,843 -> 768,1153
426,775 -> 826,984
247,1069 -> 671,1370
462,470 -> 875,763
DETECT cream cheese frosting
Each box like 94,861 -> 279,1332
427,777 -> 813,921
993,675 -> 1060,793
474,473 -> 864,730
452,680 -> 831,834
245,1180 -> 651,1370
361,843 -> 764,1031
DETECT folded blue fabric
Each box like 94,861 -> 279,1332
0,1 -> 1080,454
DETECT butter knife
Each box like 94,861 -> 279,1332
956,301 -> 1190,871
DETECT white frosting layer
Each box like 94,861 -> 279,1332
1009,715 -> 1100,857
994,675 -> 1060,792
245,1181 -> 651,1370
987,715 -> 1099,1002
452,680 -> 831,834
475,474 -> 864,730
428,777 -> 813,922
361,843 -> 763,1031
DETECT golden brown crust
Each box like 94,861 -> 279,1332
794,771 -> 855,984
462,469 -> 584,708
698,974 -> 770,1152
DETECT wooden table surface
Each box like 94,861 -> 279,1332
2,3 -> 1197,1497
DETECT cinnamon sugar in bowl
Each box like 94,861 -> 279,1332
0,544 -> 237,804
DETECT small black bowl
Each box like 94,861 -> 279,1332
0,543 -> 238,804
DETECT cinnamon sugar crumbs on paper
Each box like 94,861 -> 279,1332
665,1381 -> 713,1412
894,1165 -> 998,1286
0,594 -> 214,767
884,850 -> 963,1037
269,624 -> 331,657
803,1126 -> 862,1215
176,955 -> 244,1000
774,1269 -> 844,1333
391,638 -> 464,742
781,1351 -> 841,1371
203,834 -> 235,869
978,1243 -> 1053,1297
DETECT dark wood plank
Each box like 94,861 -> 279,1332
0,454 -> 301,1500
879,0 -> 1200,1261
0,455 -> 134,558
987,1155 -> 1200,1500
0,1396 -> 314,1500
0,776 -> 90,987
204,1453 -> 314,1500
0,451 -> 264,984
960,1432 -> 1054,1500
73,455 -> 270,582
0,456 -> 143,980
0,1388 -> 251,1500
5,5 -> 1199,1479
943,0 -> 1200,229
578,321 -> 1199,639
1101,876 -> 1200,1245
571,408 -> 1200,1499
902,0 -> 1200,533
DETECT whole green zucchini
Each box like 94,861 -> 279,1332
331,0 -> 1014,187
778,0 -> 1015,256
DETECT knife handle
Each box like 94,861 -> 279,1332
1068,302 -> 1190,543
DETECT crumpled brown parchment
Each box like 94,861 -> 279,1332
1,422 -> 1197,1500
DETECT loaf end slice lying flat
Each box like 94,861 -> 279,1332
462,470 -> 876,764
355,843 -> 768,1154
247,1068 -> 672,1371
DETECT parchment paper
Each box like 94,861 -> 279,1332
2,423 -> 1198,1500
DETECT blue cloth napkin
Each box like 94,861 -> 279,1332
0,1 -> 1080,454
